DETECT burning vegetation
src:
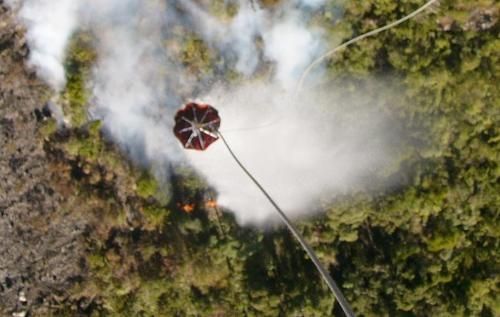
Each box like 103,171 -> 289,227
1,0 -> 499,316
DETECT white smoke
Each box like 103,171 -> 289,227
9,0 -> 80,91
83,0 -> 181,167
188,83 -> 391,224
231,4 -> 265,76
178,0 -> 266,76
8,0 -> 397,224
178,1 -> 324,86
295,0 -> 326,9
262,13 -> 323,88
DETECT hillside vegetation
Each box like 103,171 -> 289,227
38,0 -> 499,316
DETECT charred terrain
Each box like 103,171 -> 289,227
0,5 -> 87,314
1,1 -> 499,316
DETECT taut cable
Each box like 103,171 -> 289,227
296,0 -> 440,93
218,131 -> 356,317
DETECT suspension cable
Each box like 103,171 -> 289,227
222,1 -> 439,134
213,2 -> 440,315
218,131 -> 356,317
296,0 -> 440,92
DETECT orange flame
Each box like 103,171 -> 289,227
181,203 -> 195,214
205,199 -> 217,209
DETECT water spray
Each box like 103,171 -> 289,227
173,102 -> 356,317
172,3 -> 441,316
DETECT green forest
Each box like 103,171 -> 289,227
37,0 -> 498,316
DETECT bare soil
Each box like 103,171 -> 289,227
0,4 -> 87,315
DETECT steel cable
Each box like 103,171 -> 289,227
218,131 -> 356,317
296,0 -> 440,92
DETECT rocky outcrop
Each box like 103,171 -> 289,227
0,4 -> 87,315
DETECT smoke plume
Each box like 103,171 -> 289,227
7,0 -> 80,90
8,0 -> 397,224
188,82 -> 391,224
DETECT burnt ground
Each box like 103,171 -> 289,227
0,4 -> 88,316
